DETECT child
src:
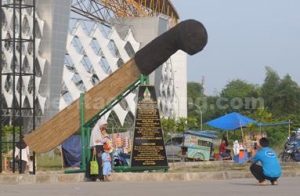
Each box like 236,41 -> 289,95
102,142 -> 112,181
233,140 -> 240,156
101,127 -> 113,153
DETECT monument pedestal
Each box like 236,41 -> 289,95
130,85 -> 168,172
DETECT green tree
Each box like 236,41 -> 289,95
187,82 -> 204,101
261,66 -> 281,112
273,74 -> 300,116
220,79 -> 260,112
161,118 -> 177,140
252,107 -> 273,123
161,117 -> 196,141
286,114 -> 300,132
259,67 -> 300,149
161,118 -> 176,132
176,117 -> 188,133
221,79 -> 258,98
186,117 -> 199,130
1,125 -> 20,153
201,95 -> 223,122
187,82 -> 205,129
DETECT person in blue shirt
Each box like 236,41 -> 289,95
102,142 -> 112,181
250,137 -> 281,185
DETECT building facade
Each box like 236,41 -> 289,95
1,0 -> 187,131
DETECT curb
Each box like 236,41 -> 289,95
1,169 -> 299,184
1,161 -> 299,184
0,173 -> 85,184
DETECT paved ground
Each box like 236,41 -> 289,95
1,176 -> 299,196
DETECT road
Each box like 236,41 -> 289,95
1,177 -> 299,196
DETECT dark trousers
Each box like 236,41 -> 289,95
19,160 -> 27,173
250,163 -> 278,182
86,145 -> 104,181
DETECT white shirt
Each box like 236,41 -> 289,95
233,141 -> 240,156
90,128 -> 104,147
14,146 -> 30,162
90,117 -> 108,147
28,160 -> 33,172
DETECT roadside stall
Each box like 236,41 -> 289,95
206,112 -> 256,163
181,130 -> 218,161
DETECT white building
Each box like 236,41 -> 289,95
0,0 -> 187,131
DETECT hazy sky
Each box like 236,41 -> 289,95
171,0 -> 300,95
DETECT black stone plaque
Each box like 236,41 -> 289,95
131,85 -> 168,168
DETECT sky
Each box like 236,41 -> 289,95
171,0 -> 300,95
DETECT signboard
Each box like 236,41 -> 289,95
131,85 -> 168,168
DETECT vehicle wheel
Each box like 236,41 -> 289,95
281,152 -> 292,162
193,153 -> 205,161
180,156 -> 187,162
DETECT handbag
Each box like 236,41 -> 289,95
90,154 -> 99,175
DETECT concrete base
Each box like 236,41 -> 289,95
1,161 -> 300,184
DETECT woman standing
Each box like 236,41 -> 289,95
87,118 -> 107,181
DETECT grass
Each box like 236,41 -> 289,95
36,153 -> 64,171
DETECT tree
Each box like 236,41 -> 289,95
221,79 -> 258,98
201,95 -> 223,122
176,117 -> 188,133
187,82 -> 205,129
285,114 -> 300,132
187,82 -> 204,101
161,117 -> 200,141
252,107 -> 273,123
1,125 -> 20,153
161,118 -> 176,132
259,68 -> 300,148
261,66 -> 281,112
186,117 -> 199,130
273,74 -> 300,116
220,79 -> 260,112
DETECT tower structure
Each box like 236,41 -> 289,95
0,0 -> 37,173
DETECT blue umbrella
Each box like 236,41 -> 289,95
206,112 -> 256,131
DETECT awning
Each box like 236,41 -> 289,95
206,112 -> 256,131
